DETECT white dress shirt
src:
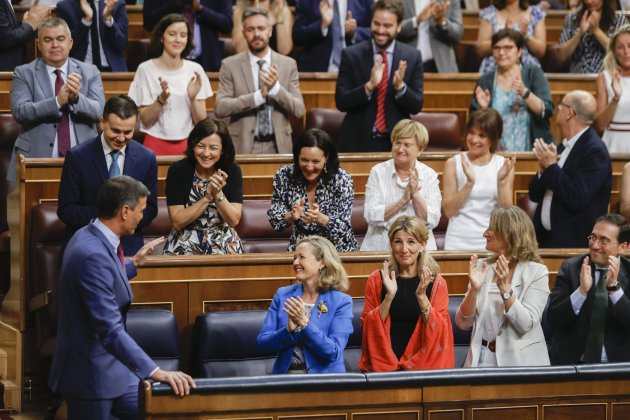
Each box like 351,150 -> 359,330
248,50 -> 280,135
47,60 -> 78,157
413,0 -> 434,62
81,0 -> 111,68
100,133 -> 126,173
321,0 -> 348,72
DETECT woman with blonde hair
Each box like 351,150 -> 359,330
232,0 -> 293,55
361,119 -> 442,251
594,24 -> 630,153
257,236 -> 353,374
359,216 -> 454,372
456,206 -> 550,367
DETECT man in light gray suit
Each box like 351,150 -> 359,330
8,17 -> 104,182
214,7 -> 304,154
398,0 -> 462,73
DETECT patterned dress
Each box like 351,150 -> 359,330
479,5 -> 545,73
559,12 -> 628,74
267,165 -> 358,252
163,173 -> 244,255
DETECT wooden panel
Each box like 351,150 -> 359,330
612,403 -> 630,420
542,403 -> 606,419
353,411 -> 419,420
281,415 -> 346,420
471,406 -> 537,420
427,409 -> 464,420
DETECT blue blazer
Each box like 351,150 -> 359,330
293,0 -> 372,72
56,0 -> 129,71
57,135 -> 158,255
257,283 -> 353,374
48,222 -> 158,399
142,0 -> 232,71
528,127 -> 612,248
335,40 -> 424,152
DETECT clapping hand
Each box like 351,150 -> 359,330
461,157 -> 476,184
497,156 -> 516,181
511,75 -> 527,97
416,266 -> 433,299
611,69 -> 623,100
79,0 -> 93,21
103,0 -> 117,22
283,296 -> 309,332
474,86 -> 491,109
380,260 -> 398,298
493,254 -> 511,291
432,1 -> 450,25
468,254 -> 487,291
392,60 -> 407,91
319,0 -> 334,28
302,202 -> 325,225
66,73 -> 82,104
158,77 -> 170,104
187,72 -> 203,100
366,55 -> 385,93
259,64 -> 279,97
532,138 -> 559,171
205,169 -> 228,200
288,197 -> 305,222
344,11 -> 357,38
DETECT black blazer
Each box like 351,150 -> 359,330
335,40 -> 424,153
528,127 -> 612,248
0,0 -> 35,71
547,254 -> 630,365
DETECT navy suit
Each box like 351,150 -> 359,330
56,0 -> 129,71
142,0 -> 232,71
335,40 -> 424,152
257,283 -> 353,374
293,0 -> 372,72
528,127 -> 612,248
57,136 -> 158,255
48,222 -> 158,413
547,254 -> 630,364
0,0 -> 35,71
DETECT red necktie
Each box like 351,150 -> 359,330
375,50 -> 388,134
117,243 -> 125,268
54,69 -> 71,156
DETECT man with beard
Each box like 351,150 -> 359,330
214,7 -> 304,154
335,0 -> 423,152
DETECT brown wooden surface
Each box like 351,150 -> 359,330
139,377 -> 630,420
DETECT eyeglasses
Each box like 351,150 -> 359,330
492,45 -> 516,52
557,101 -> 576,115
587,234 -> 618,246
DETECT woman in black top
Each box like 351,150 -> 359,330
163,118 -> 244,255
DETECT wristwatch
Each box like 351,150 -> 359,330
607,282 -> 620,292
440,20 -> 448,29
522,89 -> 531,99
215,193 -> 226,203
501,289 -> 513,301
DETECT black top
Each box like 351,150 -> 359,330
381,274 -> 434,359
165,158 -> 243,206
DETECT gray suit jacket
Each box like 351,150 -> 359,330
214,50 -> 305,154
8,58 -> 105,181
398,0 -> 463,73
456,259 -> 551,367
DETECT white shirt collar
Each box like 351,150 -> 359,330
46,59 -> 70,77
372,40 -> 396,55
100,133 -> 127,157
248,49 -> 272,67
562,126 -> 589,151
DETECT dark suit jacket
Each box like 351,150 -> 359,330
0,0 -> 35,71
293,0 -> 372,72
57,136 -> 158,255
142,0 -> 232,71
528,127 -> 611,248
335,40 -> 424,152
56,0 -> 129,71
48,222 -> 158,399
547,254 -> 630,364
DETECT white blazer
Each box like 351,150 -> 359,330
456,259 -> 551,367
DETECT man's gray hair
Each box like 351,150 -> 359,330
38,17 -> 71,38
242,7 -> 269,24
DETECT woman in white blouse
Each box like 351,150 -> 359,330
128,14 -> 213,155
360,120 -> 442,251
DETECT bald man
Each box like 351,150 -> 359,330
528,90 -> 612,248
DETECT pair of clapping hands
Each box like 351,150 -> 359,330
283,297 -> 310,332
157,72 -> 205,105
380,260 -> 433,299
289,197 -> 325,225
468,254 -> 512,292
203,169 -> 228,201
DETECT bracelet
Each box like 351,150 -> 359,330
156,95 -> 165,105
215,193 -> 226,203
522,89 -> 531,100
421,304 -> 431,316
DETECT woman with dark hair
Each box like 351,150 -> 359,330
129,13 -> 213,155
163,118 -> 244,255
359,216 -> 454,372
471,28 -> 554,151
476,0 -> 547,72
456,206 -> 550,367
443,109 -> 515,250
267,128 -> 358,252
557,0 -> 628,73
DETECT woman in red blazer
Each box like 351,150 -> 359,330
359,216 -> 454,372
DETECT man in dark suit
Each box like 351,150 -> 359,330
49,176 -> 194,420
293,0 -> 373,72
548,213 -> 630,365
58,94 -> 157,255
528,90 -> 611,248
0,0 -> 52,71
334,0 -> 423,152
142,0 -> 232,71
56,0 -> 129,71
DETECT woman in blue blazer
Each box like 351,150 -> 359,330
257,236 -> 354,374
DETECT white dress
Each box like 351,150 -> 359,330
601,70 -> 630,153
444,153 -> 504,250
360,159 -> 442,251
128,59 -> 213,140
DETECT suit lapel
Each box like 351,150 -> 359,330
4,0 -> 17,26
88,223 -> 133,300
123,142 -> 137,177
35,59 -> 54,99
240,53 -> 255,94
91,136 -> 109,183
561,128 -> 591,175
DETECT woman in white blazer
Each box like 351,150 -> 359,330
456,206 -> 550,367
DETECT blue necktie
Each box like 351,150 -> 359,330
109,150 -> 121,178
330,0 -> 343,67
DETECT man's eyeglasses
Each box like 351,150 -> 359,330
492,45 -> 516,52
557,100 -> 576,116
587,234 -> 618,246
